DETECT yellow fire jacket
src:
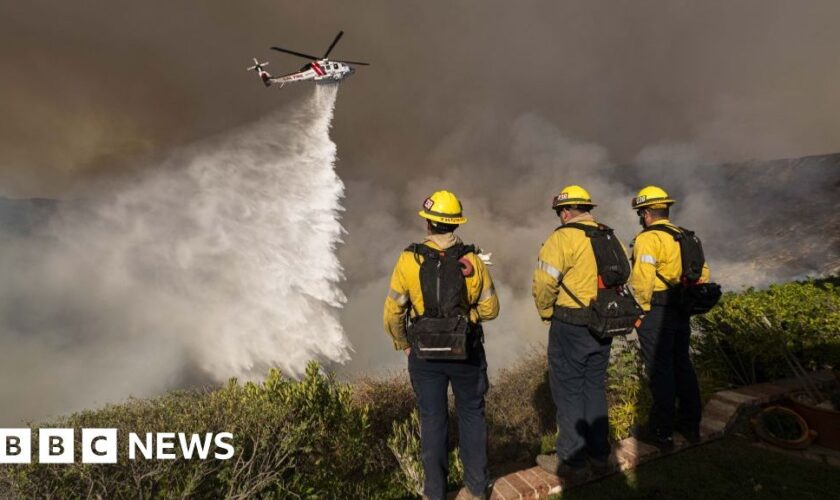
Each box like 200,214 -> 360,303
383,235 -> 499,350
630,219 -> 711,312
532,214 -> 628,320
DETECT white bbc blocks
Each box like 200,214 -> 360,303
0,429 -> 31,464
2,428 -> 231,463
2,428 -> 109,464
82,428 -> 118,464
39,428 -> 75,464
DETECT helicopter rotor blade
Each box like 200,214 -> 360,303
322,30 -> 344,58
270,47 -> 319,60
333,59 -> 370,66
247,60 -> 269,71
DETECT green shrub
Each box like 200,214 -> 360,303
353,373 -> 416,440
264,362 -> 374,497
606,337 -> 650,440
352,372 -> 416,479
387,409 -> 463,496
693,280 -> 840,387
17,278 -> 835,500
0,362 -> 383,499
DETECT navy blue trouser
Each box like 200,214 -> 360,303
408,347 -> 489,500
547,319 -> 612,466
637,305 -> 702,437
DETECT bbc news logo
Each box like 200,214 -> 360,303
0,429 -> 234,464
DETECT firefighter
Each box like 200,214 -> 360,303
630,186 -> 710,450
383,190 -> 499,500
533,185 -> 622,478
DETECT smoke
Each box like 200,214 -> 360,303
0,85 -> 350,425
1,1 -> 839,410
5,1 -> 840,194
338,112 -> 840,376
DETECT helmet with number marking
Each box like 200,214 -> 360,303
418,190 -> 467,225
551,185 -> 596,209
632,185 -> 676,210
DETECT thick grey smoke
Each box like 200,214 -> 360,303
1,2 -> 839,408
338,111 -> 840,376
4,1 -> 840,193
0,85 -> 349,425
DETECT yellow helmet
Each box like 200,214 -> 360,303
631,185 -> 676,210
551,185 -> 596,209
418,190 -> 468,225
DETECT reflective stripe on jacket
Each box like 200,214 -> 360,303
630,219 -> 711,312
383,236 -> 499,350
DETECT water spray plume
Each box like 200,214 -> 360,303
0,85 -> 350,425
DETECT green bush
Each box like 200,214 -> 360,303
12,277 -> 835,499
693,280 -> 840,387
352,372 -> 416,479
265,362 -> 374,496
387,409 -> 463,496
0,362 -> 383,499
606,337 -> 650,440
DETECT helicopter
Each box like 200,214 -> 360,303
248,31 -> 369,87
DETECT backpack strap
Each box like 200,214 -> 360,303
455,243 -> 476,259
642,224 -> 683,240
655,271 -> 677,288
640,225 -> 684,288
556,221 -> 628,292
557,222 -> 612,237
558,279 -> 588,308
405,242 -> 476,264
552,223 -> 611,307
406,242 -> 475,256
406,243 -> 440,266
442,242 -> 476,260
405,243 -> 438,256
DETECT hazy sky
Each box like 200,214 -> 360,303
1,1 -> 839,385
2,1 -> 840,196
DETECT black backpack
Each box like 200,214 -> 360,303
405,243 -> 477,360
642,224 -> 722,315
555,223 -> 642,339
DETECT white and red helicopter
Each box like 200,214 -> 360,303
248,31 -> 369,87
